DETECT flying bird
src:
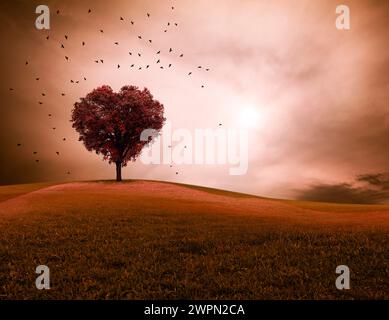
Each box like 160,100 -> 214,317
179,54 -> 184,57
65,56 -> 69,61
36,78 -> 40,81
149,39 -> 152,43
63,138 -> 66,141
120,17 -> 124,21
61,93 -> 66,96
25,61 -> 28,66
131,21 -> 134,25
82,41 -> 85,46
88,9 -> 91,13
117,64 -> 120,69
156,59 -> 160,63
169,48 -> 173,52
100,29 -> 104,33
114,42 -> 119,45
138,35 -> 142,39
157,51 -> 160,54
17,143 -> 21,147
64,35 -> 68,40
130,64 -> 134,67
56,10 -> 59,14
147,13 -> 150,17
188,72 -> 192,75
56,152 -> 60,155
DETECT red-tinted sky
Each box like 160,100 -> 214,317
1,0 -> 389,203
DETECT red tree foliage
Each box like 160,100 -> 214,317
71,85 -> 165,181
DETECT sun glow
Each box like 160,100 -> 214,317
238,107 -> 260,128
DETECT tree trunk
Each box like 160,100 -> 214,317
115,161 -> 122,181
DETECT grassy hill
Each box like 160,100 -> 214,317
0,180 -> 388,299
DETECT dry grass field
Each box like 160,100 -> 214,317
0,180 -> 388,299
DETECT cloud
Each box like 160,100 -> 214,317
356,173 -> 389,190
1,0 -> 389,200
297,173 -> 389,204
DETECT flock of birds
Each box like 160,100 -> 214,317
10,5 -> 215,178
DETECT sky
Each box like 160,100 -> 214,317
0,0 -> 388,203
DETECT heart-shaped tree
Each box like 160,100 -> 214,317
71,85 -> 165,181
